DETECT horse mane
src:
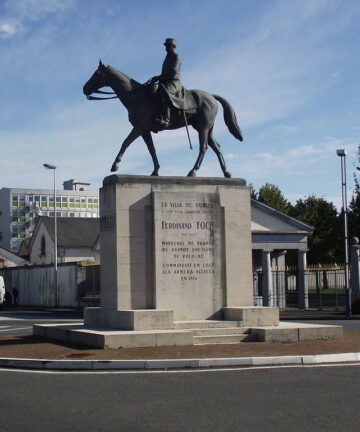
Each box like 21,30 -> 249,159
108,65 -> 142,90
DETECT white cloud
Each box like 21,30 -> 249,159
184,0 -> 357,130
0,20 -> 24,39
0,0 -> 75,41
4,0 -> 75,21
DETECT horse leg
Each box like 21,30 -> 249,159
142,132 -> 160,176
111,128 -> 141,172
187,128 -> 208,177
208,129 -> 231,178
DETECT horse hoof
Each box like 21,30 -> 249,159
187,171 -> 196,177
151,171 -> 159,176
224,171 -> 232,178
111,163 -> 119,172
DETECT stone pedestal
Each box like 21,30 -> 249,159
85,175 -> 255,326
34,175 -> 344,348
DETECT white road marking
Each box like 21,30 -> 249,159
1,362 -> 360,375
0,327 -> 31,332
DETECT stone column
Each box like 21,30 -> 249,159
273,251 -> 287,308
298,250 -> 308,309
350,237 -> 360,299
262,250 -> 273,307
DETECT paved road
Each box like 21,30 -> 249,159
280,310 -> 360,330
291,319 -> 360,330
0,310 -> 82,336
0,364 -> 359,431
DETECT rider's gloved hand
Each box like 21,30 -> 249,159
145,76 -> 160,85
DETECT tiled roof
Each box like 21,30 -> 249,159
39,217 -> 99,247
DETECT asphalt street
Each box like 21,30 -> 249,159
0,310 -> 83,336
0,364 -> 359,432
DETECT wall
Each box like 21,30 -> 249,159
0,263 -> 100,307
58,247 -> 96,263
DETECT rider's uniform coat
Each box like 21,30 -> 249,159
159,52 -> 195,110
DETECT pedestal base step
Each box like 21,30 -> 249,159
33,324 -> 193,349
33,321 -> 343,349
194,334 -> 257,345
174,320 -> 244,329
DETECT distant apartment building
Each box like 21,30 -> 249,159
0,179 -> 99,252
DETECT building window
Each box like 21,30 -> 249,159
40,235 -> 46,257
56,197 -> 61,208
11,195 -> 18,207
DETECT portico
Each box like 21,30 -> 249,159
251,200 -> 313,308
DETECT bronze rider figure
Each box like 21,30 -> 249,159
149,38 -> 186,128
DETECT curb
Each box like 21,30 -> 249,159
1,352 -> 360,371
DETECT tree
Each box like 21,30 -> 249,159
248,183 -> 258,200
354,145 -> 360,192
348,145 -> 360,239
257,183 -> 292,214
348,191 -> 360,239
290,195 -> 342,264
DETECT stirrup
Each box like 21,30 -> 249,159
158,118 -> 170,128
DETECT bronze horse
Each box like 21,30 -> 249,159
83,60 -> 243,177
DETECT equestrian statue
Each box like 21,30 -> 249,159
83,38 -> 243,177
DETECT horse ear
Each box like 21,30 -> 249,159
99,59 -> 104,68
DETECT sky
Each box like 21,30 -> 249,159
1,0 -> 359,208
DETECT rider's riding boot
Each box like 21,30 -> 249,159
159,105 -> 171,127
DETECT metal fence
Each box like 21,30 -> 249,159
253,266 -> 346,310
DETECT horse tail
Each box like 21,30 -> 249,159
213,94 -> 243,142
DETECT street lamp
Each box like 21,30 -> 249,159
336,149 -> 351,317
43,163 -> 58,307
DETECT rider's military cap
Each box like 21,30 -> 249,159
164,38 -> 176,47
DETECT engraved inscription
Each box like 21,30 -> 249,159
154,193 -> 221,283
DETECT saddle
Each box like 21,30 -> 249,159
146,83 -> 196,132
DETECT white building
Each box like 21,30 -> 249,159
0,247 -> 29,267
0,180 -> 99,252
29,216 -> 100,264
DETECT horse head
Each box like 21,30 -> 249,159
83,59 -> 109,96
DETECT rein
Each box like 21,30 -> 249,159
87,85 -> 146,101
86,90 -> 118,101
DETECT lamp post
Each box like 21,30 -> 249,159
43,163 -> 58,307
336,149 -> 351,317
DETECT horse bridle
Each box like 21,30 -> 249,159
86,66 -> 145,101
